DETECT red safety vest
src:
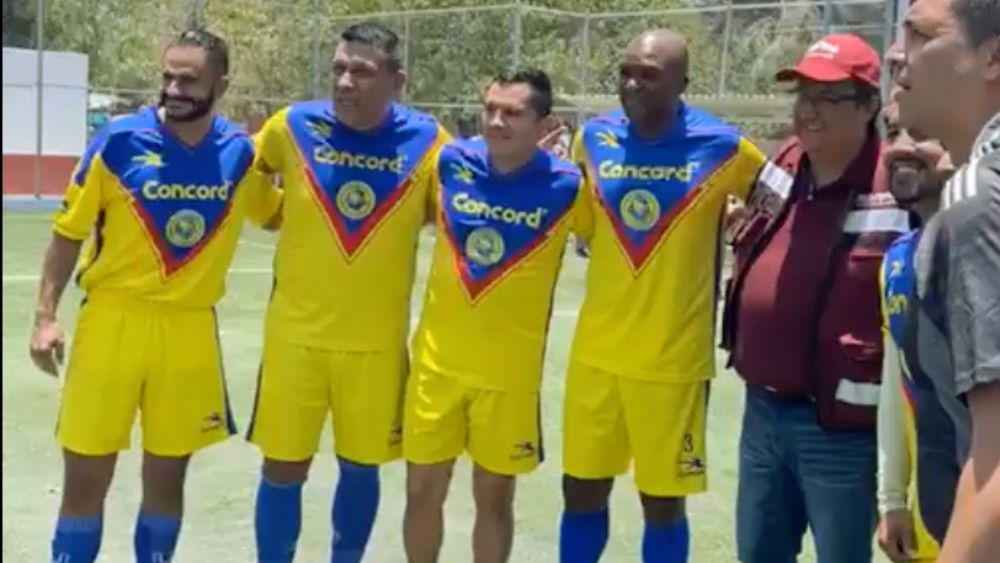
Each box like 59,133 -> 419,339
722,134 -> 911,430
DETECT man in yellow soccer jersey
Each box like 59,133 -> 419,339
402,68 -> 590,563
247,22 -> 449,563
28,29 -> 282,563
560,30 -> 767,563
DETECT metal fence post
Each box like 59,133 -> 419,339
189,0 -> 208,28
310,0 -> 321,98
511,0 -> 522,71
880,0 -> 896,96
34,0 -> 45,199
717,2 -> 734,97
402,14 -> 411,102
580,16 -> 590,95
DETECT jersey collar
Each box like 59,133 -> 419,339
971,111 -> 1000,159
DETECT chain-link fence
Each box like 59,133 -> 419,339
5,0 -> 900,195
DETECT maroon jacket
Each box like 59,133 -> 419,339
721,133 -> 910,431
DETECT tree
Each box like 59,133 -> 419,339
28,0 -> 878,127
3,0 -> 36,48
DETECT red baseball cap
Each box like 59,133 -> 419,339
776,34 -> 881,88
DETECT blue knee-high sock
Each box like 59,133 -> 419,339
134,511 -> 182,563
255,477 -> 304,563
52,514 -> 103,563
560,508 -> 609,563
642,519 -> 690,563
331,458 -> 380,563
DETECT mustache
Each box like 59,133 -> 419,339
162,94 -> 197,104
160,92 -> 205,106
158,90 -> 215,122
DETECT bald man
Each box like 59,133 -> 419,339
562,30 -> 768,562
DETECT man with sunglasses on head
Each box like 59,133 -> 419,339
722,34 -> 912,563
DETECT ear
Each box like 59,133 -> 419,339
394,69 -> 407,95
216,75 -> 230,100
982,36 -> 1000,82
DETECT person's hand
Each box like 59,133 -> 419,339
539,124 -> 569,158
878,509 -> 918,562
723,196 -> 749,244
884,133 -> 954,203
30,315 -> 65,377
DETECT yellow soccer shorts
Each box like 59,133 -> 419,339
247,333 -> 406,464
563,361 -> 709,497
57,296 -> 235,457
403,364 -> 542,476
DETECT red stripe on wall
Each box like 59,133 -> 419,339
2,154 -> 79,196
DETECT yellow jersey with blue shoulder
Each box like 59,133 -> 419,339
571,104 -> 765,381
55,107 -> 281,307
248,101 -> 449,464
563,104 -> 766,497
405,138 -> 590,475
413,137 -> 590,391
54,107 -> 281,458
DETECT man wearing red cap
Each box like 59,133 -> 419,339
721,33 -> 911,562
894,1 -> 1000,561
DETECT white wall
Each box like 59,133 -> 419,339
2,48 -> 89,157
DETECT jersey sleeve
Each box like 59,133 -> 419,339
726,137 -> 768,200
242,168 -> 284,227
944,160 -> 1000,395
570,129 -> 587,169
571,175 -> 595,240
52,134 -> 108,241
421,127 -> 452,223
877,317 -> 912,513
253,108 -> 290,175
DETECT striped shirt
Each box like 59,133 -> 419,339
915,111 -> 1000,463
941,112 -> 1000,209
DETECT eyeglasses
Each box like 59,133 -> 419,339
792,90 -> 866,110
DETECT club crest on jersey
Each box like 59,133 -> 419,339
165,209 -> 207,248
582,120 -> 738,274
620,189 -> 660,231
287,102 -> 440,260
439,144 -> 578,303
335,180 -> 377,220
465,226 -> 505,266
99,124 -> 252,279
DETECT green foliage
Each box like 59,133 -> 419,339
24,0 -> 882,126
3,0 -> 36,48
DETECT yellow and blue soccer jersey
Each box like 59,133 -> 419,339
571,105 -> 766,382
254,101 -> 449,351
411,138 -> 590,392
881,230 -> 960,552
54,107 -> 282,307
54,107 -> 281,456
